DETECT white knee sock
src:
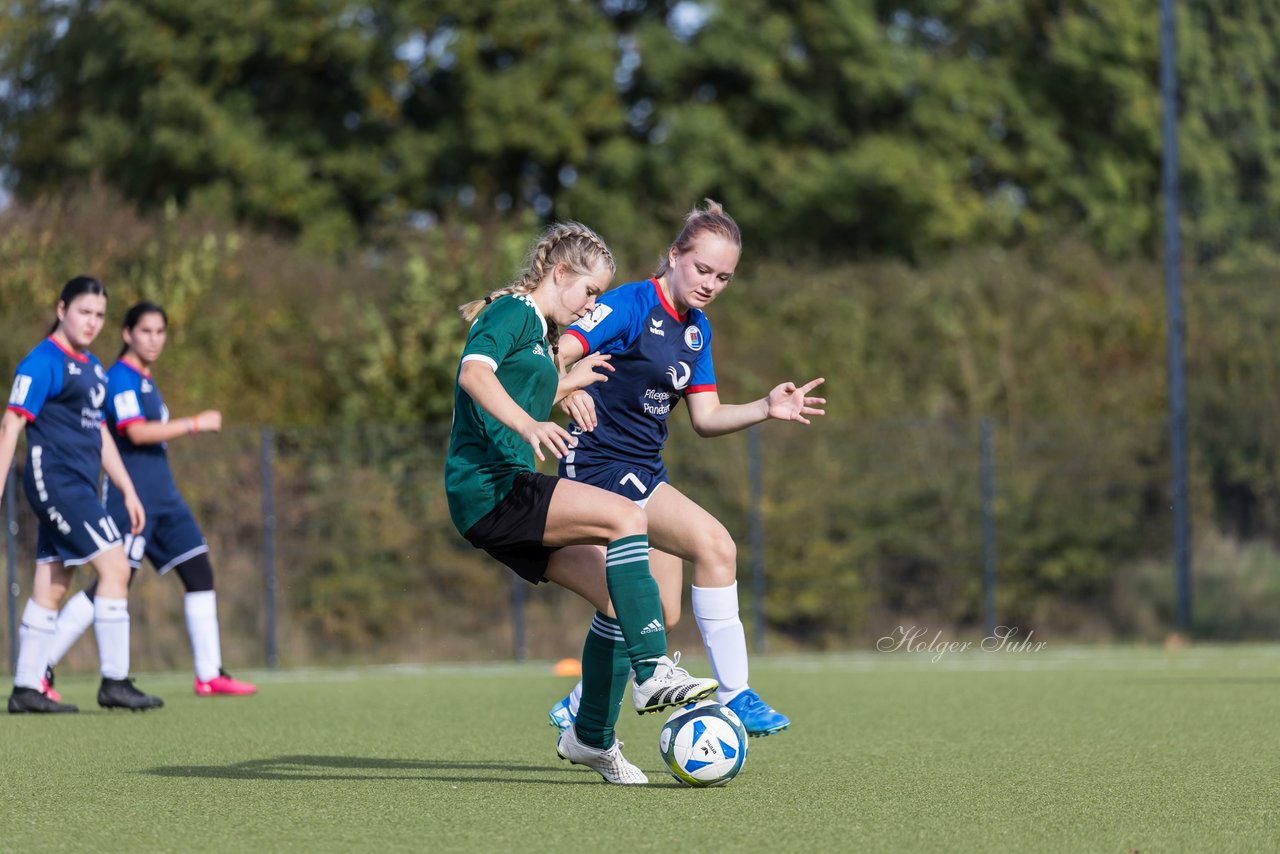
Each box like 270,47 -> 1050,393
185,591 -> 223,682
93,596 -> 130,680
692,582 -> 749,703
15,600 -> 59,690
46,590 -> 96,668
567,680 -> 584,716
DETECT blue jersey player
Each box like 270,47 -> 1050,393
44,302 -> 256,698
447,222 -> 717,785
0,277 -> 163,713
549,200 -> 826,737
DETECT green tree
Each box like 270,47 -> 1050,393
1,0 -> 407,253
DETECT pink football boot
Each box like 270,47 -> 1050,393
194,669 -> 257,696
41,667 -> 63,702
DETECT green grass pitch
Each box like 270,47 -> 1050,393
1,646 -> 1276,852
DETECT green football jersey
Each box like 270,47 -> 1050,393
445,293 -> 560,534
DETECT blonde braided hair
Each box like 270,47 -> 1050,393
654,198 -> 742,279
459,222 -> 616,348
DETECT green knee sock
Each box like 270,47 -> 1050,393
605,534 -> 666,683
573,613 -> 631,749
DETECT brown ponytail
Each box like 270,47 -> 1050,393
654,199 -> 742,279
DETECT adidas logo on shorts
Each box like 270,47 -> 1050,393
639,619 -> 664,635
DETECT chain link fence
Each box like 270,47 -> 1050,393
8,415 -> 1276,674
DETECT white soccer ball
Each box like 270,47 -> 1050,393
658,700 -> 748,787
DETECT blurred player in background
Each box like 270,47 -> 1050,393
550,200 -> 825,737
44,301 -> 256,698
446,222 -> 717,785
0,276 -> 163,712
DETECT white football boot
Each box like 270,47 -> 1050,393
556,725 -> 649,785
632,651 -> 718,714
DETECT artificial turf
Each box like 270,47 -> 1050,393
1,646 -> 1276,852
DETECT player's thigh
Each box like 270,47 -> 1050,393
643,484 -> 735,567
543,479 -> 646,547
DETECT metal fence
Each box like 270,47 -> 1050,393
7,414 -> 1271,675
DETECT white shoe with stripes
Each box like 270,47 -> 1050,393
556,725 -> 649,785
632,651 -> 717,714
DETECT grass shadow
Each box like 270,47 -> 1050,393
142,753 -> 621,785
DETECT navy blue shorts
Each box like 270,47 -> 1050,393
107,493 -> 208,574
463,472 -> 559,585
27,475 -> 124,568
561,456 -> 670,506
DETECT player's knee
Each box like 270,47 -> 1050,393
175,553 -> 214,592
96,559 -> 130,586
700,529 -> 738,575
609,501 -> 648,539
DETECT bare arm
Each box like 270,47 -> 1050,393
554,353 -> 612,403
122,409 -> 222,445
557,334 -> 587,370
0,410 -> 27,513
686,377 -> 827,438
99,422 -> 146,535
458,361 -> 575,462
554,335 -> 602,429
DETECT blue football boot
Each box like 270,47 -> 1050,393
725,688 -> 790,737
548,694 -> 576,734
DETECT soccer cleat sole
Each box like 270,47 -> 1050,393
748,722 -> 790,737
635,681 -> 717,715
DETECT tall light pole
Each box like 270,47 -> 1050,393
1160,0 -> 1192,631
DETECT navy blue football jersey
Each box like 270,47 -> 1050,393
6,337 -> 107,487
561,278 -> 716,466
103,360 -> 184,510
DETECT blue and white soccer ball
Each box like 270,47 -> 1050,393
658,700 -> 748,787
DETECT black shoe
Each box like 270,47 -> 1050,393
8,686 -> 79,714
98,677 -> 164,711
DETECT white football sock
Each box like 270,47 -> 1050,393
47,590 -> 96,668
692,582 -> 749,703
93,596 -> 130,680
185,591 -> 223,682
15,600 -> 59,690
567,680 -> 583,717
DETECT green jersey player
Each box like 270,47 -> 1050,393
445,222 -> 717,785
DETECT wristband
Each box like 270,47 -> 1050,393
188,417 -> 197,434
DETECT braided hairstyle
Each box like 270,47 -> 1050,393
654,198 -> 742,279
459,222 -> 616,348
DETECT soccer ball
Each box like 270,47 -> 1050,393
658,700 -> 748,787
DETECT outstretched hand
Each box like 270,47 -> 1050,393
560,390 -> 598,431
521,420 -> 577,462
767,377 -> 826,425
563,353 -> 613,394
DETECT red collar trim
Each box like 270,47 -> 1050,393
47,336 -> 89,363
118,356 -> 152,378
650,278 -> 688,322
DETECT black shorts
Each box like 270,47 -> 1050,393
463,472 -> 559,585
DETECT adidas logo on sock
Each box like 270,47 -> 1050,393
639,619 -> 664,635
